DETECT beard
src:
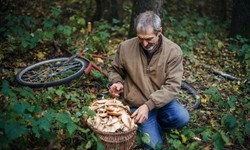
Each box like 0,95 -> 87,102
142,43 -> 157,53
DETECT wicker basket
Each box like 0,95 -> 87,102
89,125 -> 137,150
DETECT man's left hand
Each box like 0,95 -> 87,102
131,104 -> 149,124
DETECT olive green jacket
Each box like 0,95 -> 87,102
108,35 -> 183,110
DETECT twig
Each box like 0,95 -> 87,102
189,57 -> 243,81
211,68 -> 241,80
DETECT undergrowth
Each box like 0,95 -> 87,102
0,0 -> 249,149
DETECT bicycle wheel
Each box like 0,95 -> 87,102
16,57 -> 90,88
179,81 -> 201,110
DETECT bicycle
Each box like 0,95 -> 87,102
16,22 -> 201,110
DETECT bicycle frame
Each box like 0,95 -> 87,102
78,49 -> 114,78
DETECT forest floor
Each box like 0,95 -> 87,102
1,1 -> 249,149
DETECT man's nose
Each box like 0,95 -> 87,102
143,40 -> 149,47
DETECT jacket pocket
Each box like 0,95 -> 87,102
124,85 -> 145,107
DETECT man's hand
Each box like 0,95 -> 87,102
131,104 -> 149,124
109,82 -> 123,98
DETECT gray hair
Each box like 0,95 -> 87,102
134,11 -> 161,34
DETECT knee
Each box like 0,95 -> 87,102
175,108 -> 190,128
158,107 -> 190,129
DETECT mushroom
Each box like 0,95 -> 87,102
87,98 -> 136,132
107,111 -> 122,116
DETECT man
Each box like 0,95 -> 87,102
108,11 -> 190,148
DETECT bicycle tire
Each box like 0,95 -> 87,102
16,57 -> 90,88
180,81 -> 201,110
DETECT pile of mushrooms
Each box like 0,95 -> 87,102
87,99 -> 136,133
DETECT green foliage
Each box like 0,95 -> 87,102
201,86 -> 249,148
89,30 -> 110,53
1,15 -> 39,52
222,115 -> 237,133
86,18 -> 128,54
168,131 -> 184,149
1,0 -> 249,149
204,86 -> 222,102
136,127 -> 151,147
92,70 -> 109,86
229,35 -> 250,77
0,6 -> 81,58
0,80 -> 97,149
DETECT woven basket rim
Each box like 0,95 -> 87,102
88,125 -> 137,135
87,121 -> 137,135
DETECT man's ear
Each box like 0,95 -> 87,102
158,27 -> 162,36
159,27 -> 162,33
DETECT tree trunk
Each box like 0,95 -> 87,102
128,0 -> 163,38
91,0 -> 126,23
230,0 -> 250,38
197,0 -> 226,19
218,0 -> 228,21
91,0 -> 103,21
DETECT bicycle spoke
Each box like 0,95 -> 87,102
21,69 -> 48,83
17,57 -> 89,88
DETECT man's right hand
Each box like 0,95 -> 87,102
109,82 -> 123,98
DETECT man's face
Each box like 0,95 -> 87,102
137,27 -> 161,53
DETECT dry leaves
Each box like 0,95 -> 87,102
87,99 -> 136,132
